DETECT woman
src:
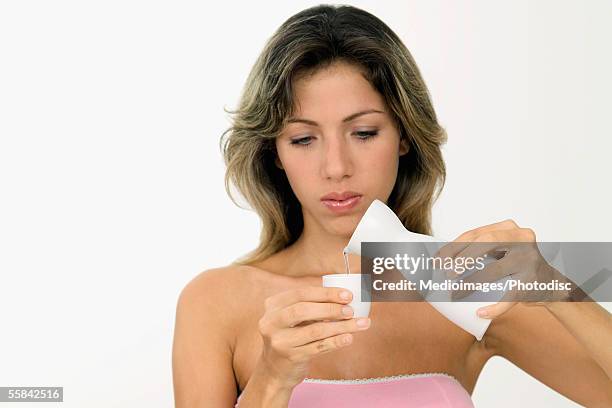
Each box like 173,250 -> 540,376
172,5 -> 612,407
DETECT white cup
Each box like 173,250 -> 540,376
322,274 -> 371,318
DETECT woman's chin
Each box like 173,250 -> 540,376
323,214 -> 361,237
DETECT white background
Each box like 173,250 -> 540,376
1,1 -> 610,407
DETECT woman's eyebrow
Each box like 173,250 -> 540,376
286,109 -> 385,126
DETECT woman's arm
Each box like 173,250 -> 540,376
484,302 -> 612,407
172,269 -> 238,406
544,301 -> 612,378
438,219 -> 612,404
173,268 -> 293,407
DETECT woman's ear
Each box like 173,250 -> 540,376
399,137 -> 409,156
275,155 -> 284,170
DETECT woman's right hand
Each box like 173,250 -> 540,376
256,286 -> 372,389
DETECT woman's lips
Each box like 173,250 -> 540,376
321,195 -> 362,213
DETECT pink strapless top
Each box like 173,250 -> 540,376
235,372 -> 474,407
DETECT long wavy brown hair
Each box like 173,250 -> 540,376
220,4 -> 447,265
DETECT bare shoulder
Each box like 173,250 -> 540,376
180,265 -> 249,299
172,264 -> 265,406
176,260 -> 308,338
177,264 -> 262,322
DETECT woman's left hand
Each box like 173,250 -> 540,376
434,219 -> 575,319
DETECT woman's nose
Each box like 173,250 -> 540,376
320,135 -> 353,181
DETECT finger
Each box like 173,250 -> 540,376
450,219 -> 519,244
265,286 -> 352,312
444,240 -> 509,280
475,284 -> 521,319
477,301 -> 517,319
448,229 -> 537,277
291,317 -> 371,347
434,220 -> 518,259
452,230 -> 525,260
434,241 -> 470,261
279,302 -> 353,328
451,256 -> 517,300
436,243 -> 508,264
451,262 -> 510,301
298,332 -> 355,357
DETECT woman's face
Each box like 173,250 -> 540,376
275,60 -> 408,237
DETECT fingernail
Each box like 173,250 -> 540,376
342,306 -> 353,316
477,308 -> 489,318
340,291 -> 351,300
356,317 -> 371,328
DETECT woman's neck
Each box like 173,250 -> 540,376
281,228 -> 361,278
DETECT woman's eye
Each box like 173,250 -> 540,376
289,130 -> 378,148
290,136 -> 313,146
354,130 -> 379,141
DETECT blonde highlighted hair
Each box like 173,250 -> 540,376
220,4 -> 447,265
